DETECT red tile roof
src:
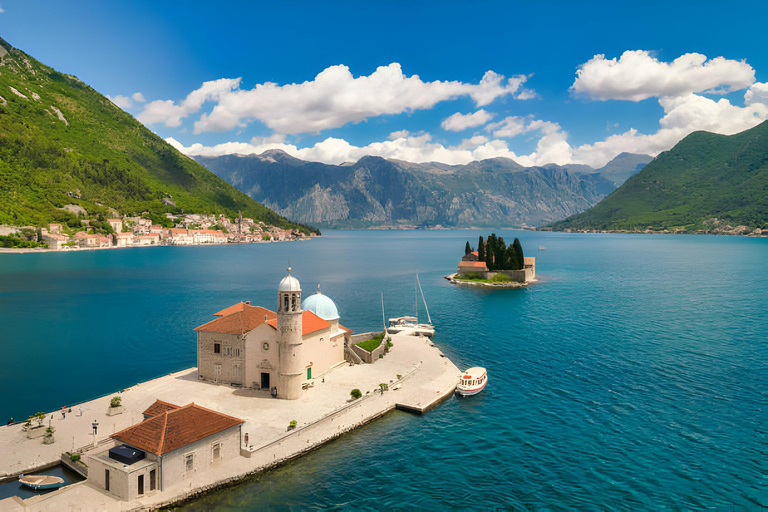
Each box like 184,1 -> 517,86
213,301 -> 250,317
195,304 -> 276,335
339,324 -> 353,333
459,261 -> 488,268
265,310 -> 331,336
112,403 -> 243,455
142,399 -> 181,418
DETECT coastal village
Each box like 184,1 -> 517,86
0,268 -> 461,511
1,212 -> 312,252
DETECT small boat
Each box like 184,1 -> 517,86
456,367 -> 488,396
538,246 -> 546,251
385,274 -> 434,337
19,474 -> 65,490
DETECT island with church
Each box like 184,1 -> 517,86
447,234 -> 536,287
0,267 -> 461,510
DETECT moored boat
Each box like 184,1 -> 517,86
456,367 -> 488,396
19,474 -> 65,490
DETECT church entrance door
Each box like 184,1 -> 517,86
261,372 -> 270,389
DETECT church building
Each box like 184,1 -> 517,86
194,268 -> 352,399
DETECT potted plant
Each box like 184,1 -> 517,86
107,395 -> 123,416
350,389 -> 362,400
287,420 -> 297,431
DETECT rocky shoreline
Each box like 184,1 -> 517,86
444,273 -> 530,288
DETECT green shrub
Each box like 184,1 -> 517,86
69,453 -> 81,463
350,389 -> 362,400
355,332 -> 385,352
489,273 -> 512,283
110,396 -> 122,408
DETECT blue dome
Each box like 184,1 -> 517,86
301,292 -> 339,321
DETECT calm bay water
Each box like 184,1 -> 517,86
1,231 -> 766,510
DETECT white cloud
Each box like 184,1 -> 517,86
388,130 -> 410,140
441,109 -> 495,132
139,64 -> 531,135
107,94 -> 133,109
572,93 -> 768,167
0,7 -> 5,13
137,78 -> 241,128
165,118 -> 581,168
571,50 -> 755,101
744,82 -> 768,106
132,92 -> 146,103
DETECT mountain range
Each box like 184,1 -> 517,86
194,151 -> 651,229
549,121 -> 768,233
0,37 -> 316,234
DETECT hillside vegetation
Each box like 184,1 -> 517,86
549,122 -> 768,233
0,37 -> 317,234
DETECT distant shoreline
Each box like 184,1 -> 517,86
0,237 -> 312,255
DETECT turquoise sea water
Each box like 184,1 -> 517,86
0,231 -> 766,510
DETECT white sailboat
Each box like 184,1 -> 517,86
387,274 -> 435,337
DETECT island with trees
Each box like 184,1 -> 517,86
449,234 -> 536,287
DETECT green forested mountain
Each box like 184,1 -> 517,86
194,150 -> 645,229
549,122 -> 768,233
0,37 -> 316,233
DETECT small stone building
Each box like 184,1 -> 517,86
195,268 -> 352,400
87,402 -> 243,501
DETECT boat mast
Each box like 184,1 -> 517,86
415,273 -> 418,323
417,274 -> 432,325
381,292 -> 387,333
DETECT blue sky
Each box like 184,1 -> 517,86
2,1 -> 768,167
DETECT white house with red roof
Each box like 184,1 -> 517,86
194,268 -> 352,400
87,401 -> 244,501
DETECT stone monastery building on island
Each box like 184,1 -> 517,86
195,268 -> 352,400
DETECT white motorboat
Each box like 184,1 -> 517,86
456,367 -> 488,396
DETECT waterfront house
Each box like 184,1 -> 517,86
136,233 -> 161,246
115,232 -> 133,247
190,229 -> 228,244
195,268 -> 352,399
87,402 -> 244,501
41,232 -> 69,250
47,223 -> 62,234
74,231 -> 111,248
164,228 -> 193,245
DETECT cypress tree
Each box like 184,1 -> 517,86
465,241 -> 472,255
485,235 -> 495,270
506,245 -> 517,270
495,236 -> 507,270
477,236 -> 485,260
512,238 -> 524,269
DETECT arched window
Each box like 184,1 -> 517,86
291,294 -> 297,311
283,294 -> 289,312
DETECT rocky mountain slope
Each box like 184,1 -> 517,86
0,37 -> 316,233
549,121 -> 768,233
194,151 -> 648,228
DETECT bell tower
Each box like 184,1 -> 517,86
276,267 -> 303,400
